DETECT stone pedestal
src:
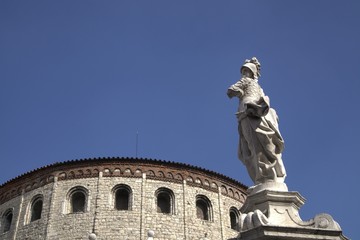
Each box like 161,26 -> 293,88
238,186 -> 348,240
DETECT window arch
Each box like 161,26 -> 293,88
113,184 -> 132,210
196,195 -> 212,221
2,209 -> 13,233
229,207 -> 240,231
67,186 -> 88,213
30,195 -> 43,222
155,187 -> 175,214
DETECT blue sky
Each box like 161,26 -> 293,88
1,1 -> 359,238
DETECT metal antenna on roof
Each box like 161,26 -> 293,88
136,131 -> 139,158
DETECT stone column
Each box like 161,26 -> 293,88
140,173 -> 147,240
44,176 -> 58,239
182,180 -> 187,240
12,189 -> 25,240
217,186 -> 225,240
91,171 -> 102,236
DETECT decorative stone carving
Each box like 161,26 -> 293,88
88,233 -> 97,240
228,58 -> 347,239
147,230 -> 155,240
227,57 -> 286,187
239,209 -> 269,231
238,190 -> 347,239
0,157 -> 247,207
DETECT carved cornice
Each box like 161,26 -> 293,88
0,157 -> 247,204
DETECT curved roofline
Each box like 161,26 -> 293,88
0,156 -> 248,190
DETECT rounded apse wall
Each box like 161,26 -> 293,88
0,157 -> 247,240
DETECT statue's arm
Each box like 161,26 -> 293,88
227,80 -> 244,99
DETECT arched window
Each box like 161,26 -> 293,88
2,209 -> 13,233
113,184 -> 132,210
67,186 -> 88,213
196,195 -> 212,221
229,207 -> 240,231
30,195 -> 43,222
71,192 -> 85,212
155,187 -> 174,214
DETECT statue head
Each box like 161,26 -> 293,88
241,57 -> 261,79
241,66 -> 255,79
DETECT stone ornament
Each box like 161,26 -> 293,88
227,57 -> 286,186
228,58 -> 347,239
88,233 -> 97,240
237,190 -> 345,239
227,57 -> 286,187
147,230 -> 155,240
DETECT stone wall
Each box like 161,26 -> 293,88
0,158 -> 246,240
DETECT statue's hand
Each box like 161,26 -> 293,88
227,88 -> 243,99
259,160 -> 277,171
227,89 -> 235,98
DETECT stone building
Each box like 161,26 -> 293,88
0,157 -> 247,240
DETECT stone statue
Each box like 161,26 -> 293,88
227,58 -> 346,239
227,57 -> 286,186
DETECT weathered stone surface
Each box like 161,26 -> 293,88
238,189 -> 348,240
0,158 -> 247,240
239,225 -> 348,240
228,58 -> 347,239
227,57 -> 286,186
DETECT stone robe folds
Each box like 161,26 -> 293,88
228,78 -> 286,184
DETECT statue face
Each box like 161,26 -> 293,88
241,67 -> 254,78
